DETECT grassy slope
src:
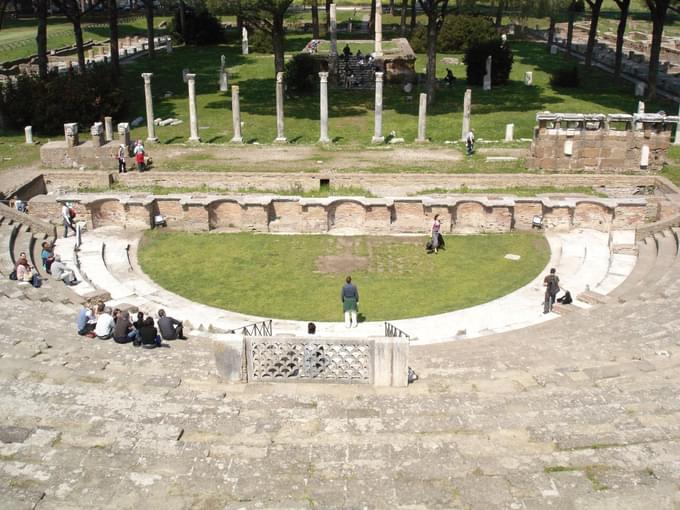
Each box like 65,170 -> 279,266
138,231 -> 550,321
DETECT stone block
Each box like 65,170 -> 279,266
64,122 -> 79,147
213,334 -> 244,382
373,337 -> 409,387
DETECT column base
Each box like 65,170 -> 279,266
414,138 -> 429,144
188,137 -> 201,143
318,137 -> 330,144
146,137 -> 159,143
230,137 -> 243,144
274,137 -> 287,144
371,136 -> 384,144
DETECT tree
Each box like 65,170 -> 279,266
142,0 -> 155,59
612,0 -> 630,76
51,0 -> 86,72
645,0 -> 672,99
400,0 -> 407,35
0,0 -> 9,30
369,0 -> 376,35
418,0 -> 449,105
409,0 -> 417,33
311,0 -> 319,39
493,0 -> 506,28
108,0 -> 120,79
236,0 -> 294,74
584,0 -> 603,66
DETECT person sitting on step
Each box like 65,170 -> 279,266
157,309 -> 187,340
94,306 -> 115,340
15,252 -> 34,282
76,302 -> 96,336
139,316 -> 162,348
113,311 -> 137,344
50,255 -> 78,285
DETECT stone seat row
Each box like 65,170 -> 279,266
54,226 -> 639,345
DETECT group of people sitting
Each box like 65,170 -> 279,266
77,302 -> 186,349
340,45 -> 377,89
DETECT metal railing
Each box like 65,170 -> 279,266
384,321 -> 410,340
233,319 -> 273,337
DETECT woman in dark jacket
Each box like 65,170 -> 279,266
139,317 -> 162,348
113,311 -> 136,344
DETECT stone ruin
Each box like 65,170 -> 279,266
527,112 -> 679,173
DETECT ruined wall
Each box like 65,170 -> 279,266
527,113 -> 678,173
27,194 -> 649,235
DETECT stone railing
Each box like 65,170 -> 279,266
27,193 -> 649,234
213,334 -> 409,387
528,112 -> 679,173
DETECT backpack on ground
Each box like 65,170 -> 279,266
31,274 -> 42,288
9,270 -> 17,280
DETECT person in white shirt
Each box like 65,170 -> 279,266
95,307 -> 115,340
61,202 -> 76,237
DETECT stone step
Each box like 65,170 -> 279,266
550,303 -> 577,315
609,237 -> 657,299
577,289 -> 612,305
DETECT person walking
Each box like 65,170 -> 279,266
543,267 -> 560,314
61,202 -> 76,237
117,144 -> 127,173
431,214 -> 441,254
465,129 -> 475,156
341,276 -> 359,328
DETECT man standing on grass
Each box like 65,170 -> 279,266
341,276 -> 359,328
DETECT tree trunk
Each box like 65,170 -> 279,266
400,0 -> 407,35
547,16 -> 555,52
272,12 -> 285,74
494,0 -> 503,28
369,0 -> 376,35
35,0 -> 48,78
145,0 -> 154,59
646,0 -> 669,100
179,0 -> 186,42
425,10 -> 437,105
108,0 -> 119,79
311,0 -> 319,39
566,10 -> 574,55
0,0 -> 8,30
325,0 -> 330,32
389,0 -> 395,16
72,9 -> 85,72
585,0 -> 603,67
613,0 -> 629,77
409,0 -> 416,33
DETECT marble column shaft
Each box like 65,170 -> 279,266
319,72 -> 330,143
104,116 -> 113,142
675,104 -> 680,145
372,72 -> 384,143
416,93 -> 427,143
231,85 -> 243,143
374,0 -> 383,57
275,72 -> 286,143
24,126 -> 33,144
461,88 -> 471,141
187,74 -> 200,142
142,73 -> 158,142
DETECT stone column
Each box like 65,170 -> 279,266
330,4 -> 337,59
675,104 -> 680,145
275,72 -> 286,143
142,73 -> 158,142
415,93 -> 427,143
186,73 -> 200,142
117,122 -> 130,148
505,123 -> 514,142
242,27 -> 249,55
461,88 -> 471,141
230,85 -> 243,143
24,126 -> 33,144
375,0 -> 383,57
219,55 -> 228,92
524,71 -> 533,86
319,72 -> 330,143
90,122 -> 104,147
165,38 -> 172,54
372,72 -> 385,144
64,123 -> 79,147
483,56 -> 492,91
104,116 -> 113,142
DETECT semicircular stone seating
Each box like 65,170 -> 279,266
51,225 -> 652,344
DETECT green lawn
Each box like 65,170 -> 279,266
138,231 -> 549,321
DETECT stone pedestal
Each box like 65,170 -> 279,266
461,88 -> 471,141
231,85 -> 243,144
319,72 -> 330,143
90,122 -> 104,147
24,126 -> 33,144
104,116 -> 113,142
117,122 -> 130,148
550,45 -> 558,55
242,27 -> 249,55
640,145 -> 650,168
142,73 -> 158,142
505,123 -> 514,142
182,68 -> 189,83
186,74 -> 200,142
64,123 -> 79,147
635,82 -> 645,97
275,72 -> 286,143
374,0 -> 383,57
372,72 -> 385,144
165,39 -> 172,53
219,71 -> 229,92
524,71 -> 533,85
415,93 -> 427,143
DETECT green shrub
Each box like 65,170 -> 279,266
409,15 -> 496,54
0,65 -> 127,135
171,7 -> 224,45
249,29 -> 273,53
284,53 -> 319,94
550,66 -> 580,88
464,38 -> 513,86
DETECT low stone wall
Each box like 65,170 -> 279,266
527,112 -> 678,173
40,140 -> 120,170
27,193 -> 649,234
213,334 -> 409,387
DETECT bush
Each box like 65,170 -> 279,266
249,29 -> 273,54
409,15 -> 496,54
464,38 -> 514,86
284,53 -> 319,94
171,7 -> 224,45
550,66 -> 580,88
0,64 -> 127,135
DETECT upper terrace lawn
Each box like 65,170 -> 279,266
113,39 -> 672,146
